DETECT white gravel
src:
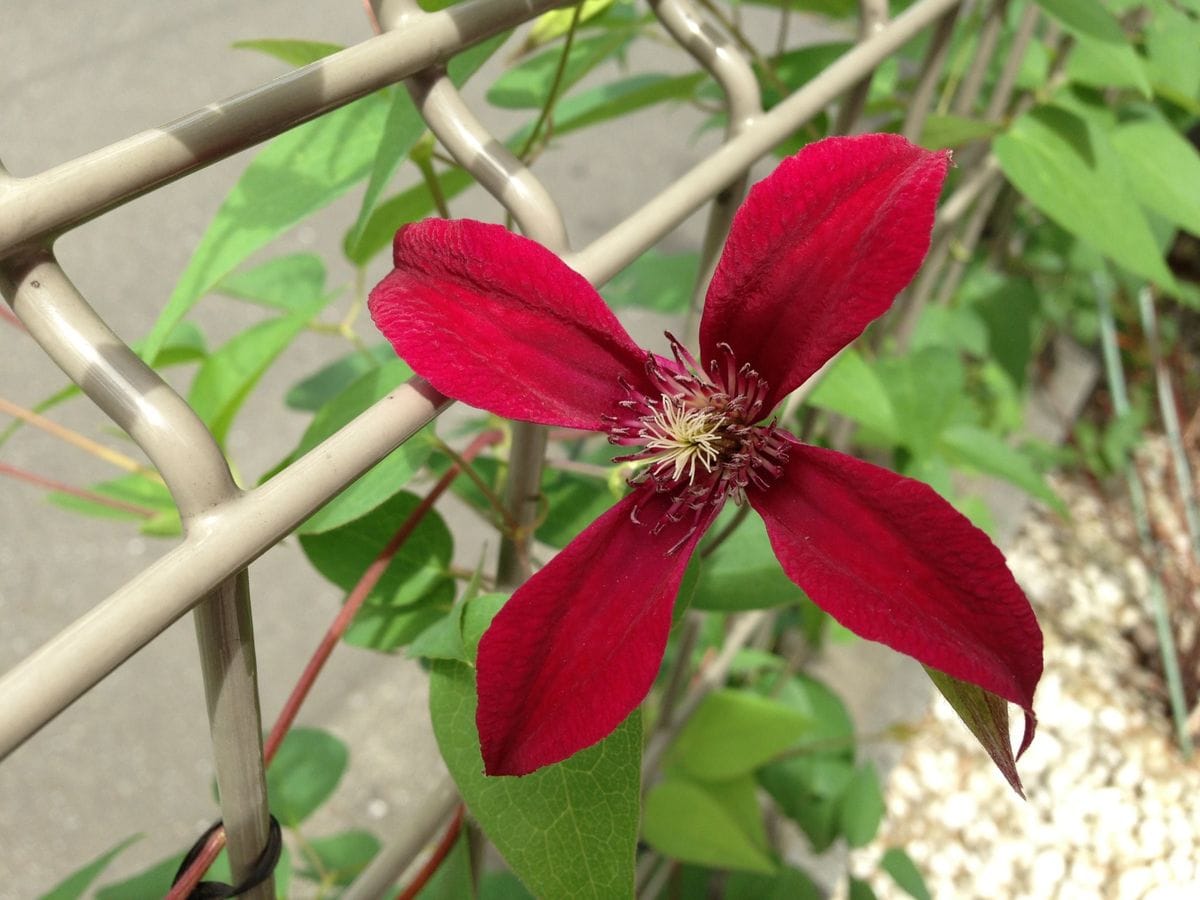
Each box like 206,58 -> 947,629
851,460 -> 1200,900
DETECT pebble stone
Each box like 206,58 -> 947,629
847,443 -> 1200,900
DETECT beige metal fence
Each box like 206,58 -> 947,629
1,0 -> 1025,892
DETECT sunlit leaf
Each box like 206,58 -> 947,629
39,836 -> 140,900
268,727 -> 349,826
299,492 -> 449,592
725,867 -> 822,900
233,38 -> 343,67
666,690 -> 811,781
295,830 -> 380,886
288,359 -> 432,533
188,293 -> 327,445
643,775 -> 776,874
938,425 -> 1066,514
215,253 -> 327,312
839,763 -> 884,847
926,667 -> 1024,795
600,250 -> 699,314
143,90 -> 392,362
429,658 -> 639,899
694,507 -> 806,610
881,847 -> 932,900
994,104 -> 1175,288
1111,114 -> 1200,236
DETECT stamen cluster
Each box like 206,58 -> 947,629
601,334 -> 789,546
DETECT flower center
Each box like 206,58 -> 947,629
640,396 -> 725,483
601,333 -> 789,549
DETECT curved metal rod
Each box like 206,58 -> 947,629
0,376 -> 449,759
567,0 -> 963,286
386,0 -> 569,249
0,252 -> 237,516
950,0 -> 1008,117
833,0 -> 890,135
0,251 -> 273,890
902,4 -> 959,141
378,0 -> 568,586
0,0 -> 567,256
648,0 -> 763,332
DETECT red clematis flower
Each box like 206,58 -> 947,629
370,134 -> 1043,786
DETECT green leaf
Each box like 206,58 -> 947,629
429,659 -> 640,899
487,29 -> 635,109
1111,115 -> 1200,236
994,104 -> 1176,288
479,871 -> 535,900
879,346 -> 964,456
39,835 -> 140,900
96,853 -> 231,899
667,689 -> 811,781
284,343 -> 396,411
548,72 -> 706,137
215,253 -> 327,311
300,491 -> 455,650
600,250 -> 699,314
537,463 -> 621,548
346,92 -> 428,252
290,358 -> 432,533
764,673 -> 855,750
917,114 -> 997,149
267,727 -> 349,826
344,167 -> 475,265
848,876 -> 880,900
938,425 -> 1066,514
1066,33 -> 1152,97
143,90 -> 391,362
805,349 -> 899,442
725,867 -> 821,900
759,754 -> 855,852
233,38 -> 343,67
840,763 -> 885,847
925,667 -> 1023,795
524,0 -> 618,51
296,829 -> 380,886
47,472 -> 174,523
416,832 -> 477,899
1033,0 -> 1126,42
694,508 -> 806,610
1144,3 -> 1200,101
966,270 -> 1039,390
643,775 -> 775,874
910,305 -> 989,357
880,847 -> 932,900
460,592 -> 509,660
188,295 -> 327,445
407,601 -> 470,662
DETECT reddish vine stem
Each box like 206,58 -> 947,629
167,430 -> 502,899
0,461 -> 157,516
0,304 -> 25,330
394,805 -> 465,900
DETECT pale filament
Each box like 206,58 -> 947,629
641,396 -> 724,483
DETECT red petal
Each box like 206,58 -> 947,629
369,219 -> 650,431
749,440 -> 1042,735
476,487 -> 716,775
700,134 -> 950,410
